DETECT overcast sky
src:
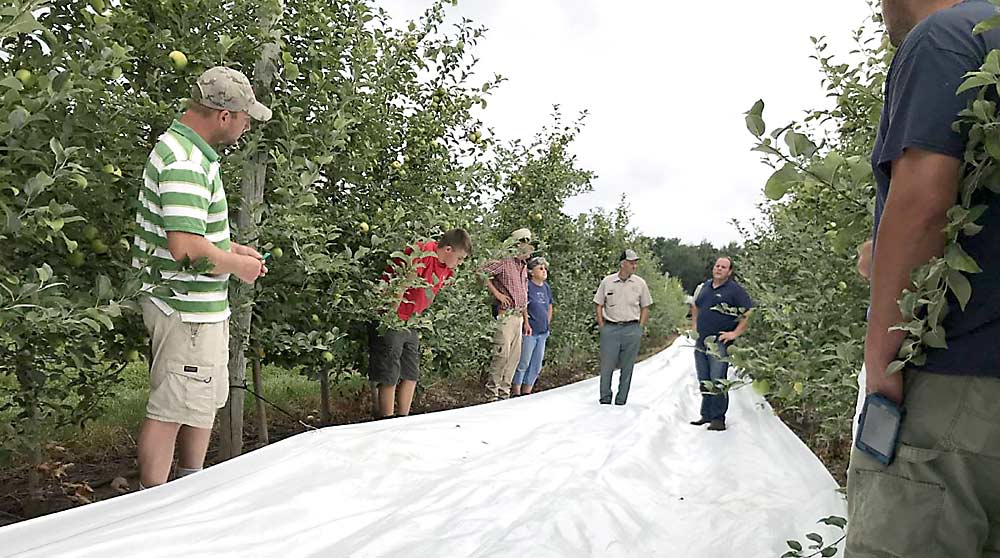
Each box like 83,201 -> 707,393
380,0 -> 876,245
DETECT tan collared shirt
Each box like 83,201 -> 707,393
593,273 -> 653,322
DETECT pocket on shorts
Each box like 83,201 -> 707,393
847,443 -> 946,557
164,362 -> 219,415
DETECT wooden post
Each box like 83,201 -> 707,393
252,358 -> 268,444
218,5 -> 281,461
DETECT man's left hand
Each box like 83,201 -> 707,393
523,323 -> 533,336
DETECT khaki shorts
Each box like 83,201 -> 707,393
141,298 -> 230,429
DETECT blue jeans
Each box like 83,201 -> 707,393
512,331 -> 549,387
694,340 -> 730,421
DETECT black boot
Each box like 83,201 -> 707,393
707,419 -> 727,431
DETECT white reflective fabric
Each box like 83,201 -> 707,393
0,338 -> 845,557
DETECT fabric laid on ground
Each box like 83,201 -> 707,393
0,338 -> 846,557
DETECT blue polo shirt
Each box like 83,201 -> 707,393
872,0 -> 1000,376
694,279 -> 752,346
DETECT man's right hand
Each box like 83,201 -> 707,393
235,255 -> 265,284
495,292 -> 513,308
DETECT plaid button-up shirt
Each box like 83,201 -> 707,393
482,257 -> 528,311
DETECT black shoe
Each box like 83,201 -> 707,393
599,400 -> 612,405
707,419 -> 727,431
614,401 -> 626,406
689,418 -> 711,426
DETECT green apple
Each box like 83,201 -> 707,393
271,247 -> 283,258
359,222 -> 370,233
102,163 -> 115,174
67,252 -> 85,267
125,349 -> 141,362
321,351 -> 334,363
752,379 -> 770,396
90,239 -> 109,254
83,225 -> 99,241
168,50 -> 188,70
14,69 -> 32,85
391,160 -> 402,169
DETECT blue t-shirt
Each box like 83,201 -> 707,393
872,0 -> 1000,376
526,281 -> 554,335
694,279 -> 752,346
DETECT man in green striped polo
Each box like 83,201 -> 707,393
133,66 -> 271,489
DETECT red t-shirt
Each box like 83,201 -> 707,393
386,241 -> 454,321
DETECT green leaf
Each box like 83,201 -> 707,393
8,106 -> 29,129
886,360 -> 906,375
973,15 -> 1000,35
3,10 -> 42,35
746,114 -> 765,137
36,264 -> 52,283
819,516 -> 847,529
745,100 -> 765,137
785,132 -> 817,158
787,540 -> 803,552
820,547 -> 838,557
0,76 -> 23,90
973,99 -> 997,122
947,269 -> 973,310
956,71 -> 997,95
986,132 -> 1000,161
25,171 -> 54,197
944,244 -> 982,273
764,164 -> 799,201
96,275 -> 113,300
922,327 -> 948,349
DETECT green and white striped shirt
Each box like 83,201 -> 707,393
132,120 -> 231,323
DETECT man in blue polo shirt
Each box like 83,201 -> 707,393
848,1 -> 1000,555
689,257 -> 752,432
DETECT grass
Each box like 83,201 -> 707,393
1,361 -> 324,463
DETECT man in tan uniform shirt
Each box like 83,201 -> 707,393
594,249 -> 653,405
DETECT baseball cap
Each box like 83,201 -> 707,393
620,249 -> 640,262
192,67 -> 272,121
508,228 -> 533,244
527,256 -> 548,270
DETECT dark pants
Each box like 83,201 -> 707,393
599,323 -> 643,405
368,326 -> 420,386
694,340 -> 729,421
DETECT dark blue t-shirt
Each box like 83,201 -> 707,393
872,0 -> 1000,376
526,281 -> 554,334
694,279 -> 752,345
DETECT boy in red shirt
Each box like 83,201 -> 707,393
369,228 -> 472,418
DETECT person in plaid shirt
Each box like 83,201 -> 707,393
481,228 -> 533,401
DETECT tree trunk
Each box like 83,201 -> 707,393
218,5 -> 282,460
252,358 -> 268,445
320,369 -> 332,425
25,404 -> 43,518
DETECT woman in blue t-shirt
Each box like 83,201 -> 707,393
512,257 -> 554,396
